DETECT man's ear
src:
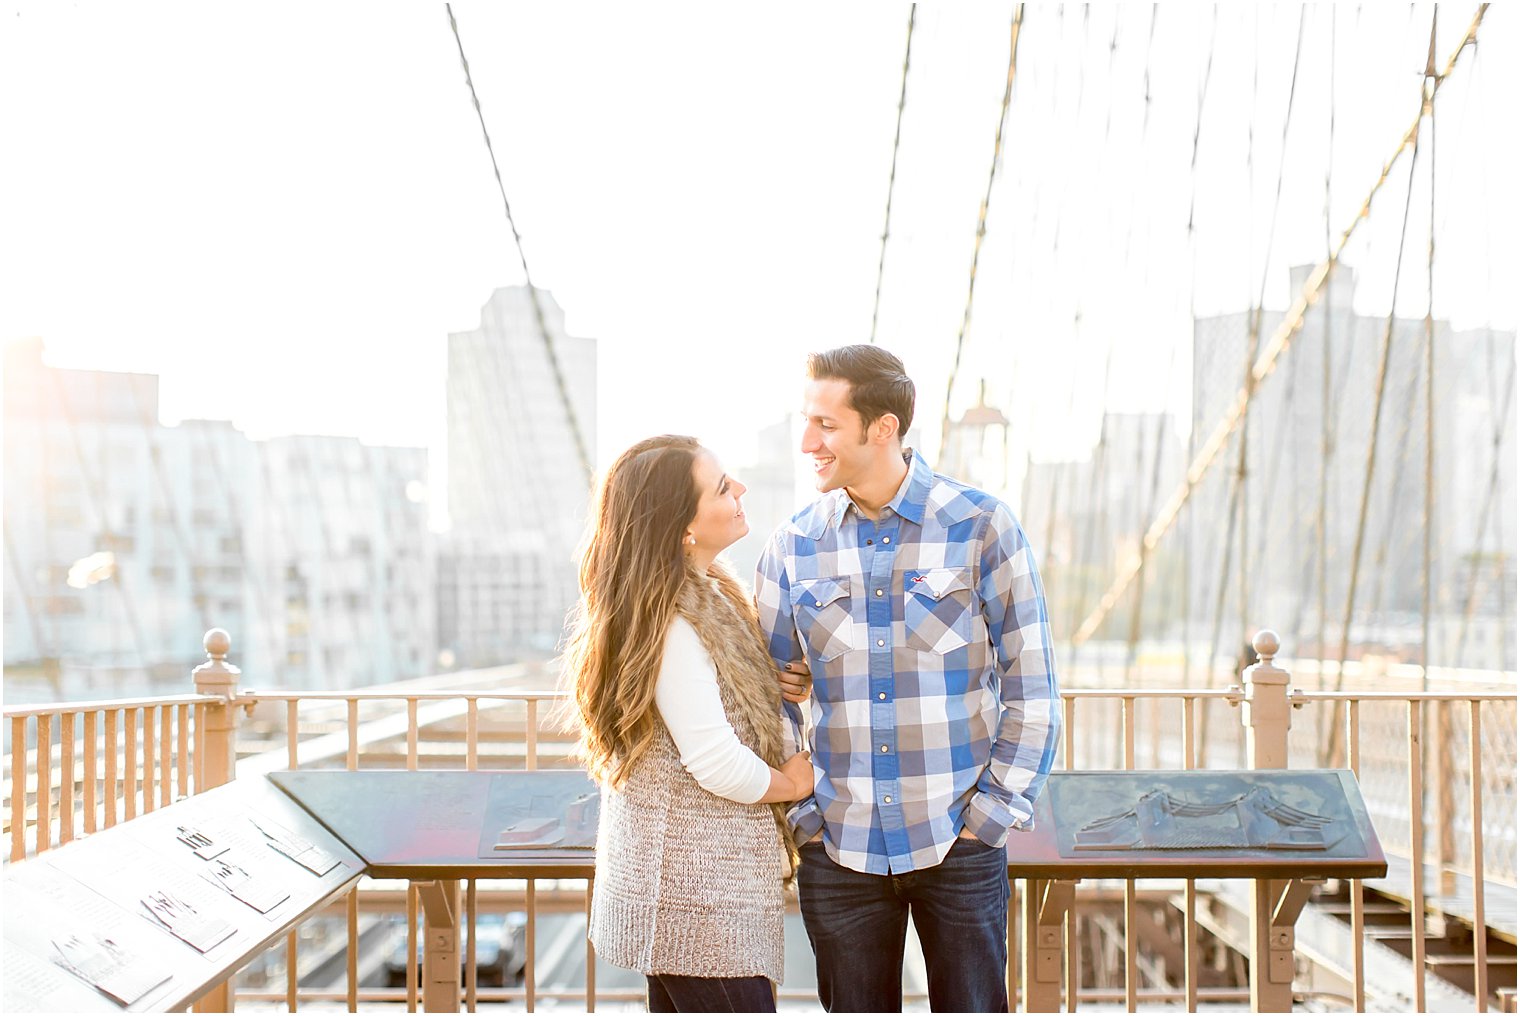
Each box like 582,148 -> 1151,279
872,413 -> 901,445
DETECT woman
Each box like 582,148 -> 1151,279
567,435 -> 813,1013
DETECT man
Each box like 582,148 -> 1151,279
755,345 -> 1061,1013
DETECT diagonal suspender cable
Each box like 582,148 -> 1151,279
939,3 -> 1025,457
445,4 -> 594,486
1070,3 -> 1489,647
868,4 -> 917,345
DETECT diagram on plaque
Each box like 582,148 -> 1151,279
1073,786 -> 1341,851
140,890 -> 236,954
50,931 -> 171,1007
248,815 -> 344,876
476,773 -> 601,856
200,856 -> 291,914
1049,771 -> 1367,860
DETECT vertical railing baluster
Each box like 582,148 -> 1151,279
1183,696 -> 1198,1013
123,708 -> 138,820
407,881 -> 419,1013
36,713 -> 52,853
585,875 -> 597,1012
60,712 -> 75,845
526,699 -> 539,771
192,703 -> 205,793
1409,699 -> 1426,1012
10,715 -> 26,861
84,710 -> 98,834
407,699 -> 419,771
1063,696 -> 1077,1012
285,930 -> 298,1012
176,704 -> 189,799
1122,696 -> 1136,1013
466,699 -> 479,772
347,887 -> 358,1012
141,706 -> 156,814
1348,698 -> 1365,1012
466,879 -> 478,1012
1469,699 -> 1488,1013
526,880 -> 537,1012
105,709 -> 120,828
160,705 -> 173,807
287,700 -> 299,770
346,699 -> 359,771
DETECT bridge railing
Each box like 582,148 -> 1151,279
4,628 -> 1515,1011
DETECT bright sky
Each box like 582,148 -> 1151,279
3,3 -> 1515,493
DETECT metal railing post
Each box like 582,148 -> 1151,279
1240,630 -> 1299,1012
191,628 -> 240,1014
192,628 -> 241,790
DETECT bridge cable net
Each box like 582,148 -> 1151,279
868,4 -> 917,346
1068,4 -> 1491,649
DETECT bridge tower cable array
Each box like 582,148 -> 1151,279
444,4 -> 594,488
868,4 -> 917,346
1068,3 -> 1490,650
939,3 -> 1025,459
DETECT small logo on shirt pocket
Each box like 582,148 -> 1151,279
904,568 -> 974,654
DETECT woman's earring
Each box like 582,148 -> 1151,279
685,534 -> 696,546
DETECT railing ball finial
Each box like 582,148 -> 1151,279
204,627 -> 231,661
1252,629 -> 1280,664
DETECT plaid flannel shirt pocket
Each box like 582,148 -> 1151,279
791,576 -> 854,662
904,567 -> 975,654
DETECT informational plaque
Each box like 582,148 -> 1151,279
1010,769 -> 1386,880
4,776 -> 363,1013
271,769 -> 601,879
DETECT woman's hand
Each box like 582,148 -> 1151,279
778,659 -> 812,703
780,750 -> 814,800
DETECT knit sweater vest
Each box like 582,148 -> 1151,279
588,566 -> 788,983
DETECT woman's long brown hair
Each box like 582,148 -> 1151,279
564,435 -> 705,786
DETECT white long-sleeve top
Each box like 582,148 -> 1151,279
653,617 -> 773,805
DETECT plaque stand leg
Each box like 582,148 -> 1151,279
1023,878 -> 1078,1013
192,980 -> 233,1013
1249,877 -> 1323,1012
417,879 -> 461,1013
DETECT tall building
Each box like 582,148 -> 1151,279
1188,265 -> 1516,666
2,339 -> 434,700
439,287 -> 596,666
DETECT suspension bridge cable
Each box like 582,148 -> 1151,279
1320,25 -> 1434,767
445,4 -> 593,486
1069,3 -> 1488,648
1315,5 -> 1337,681
1453,351 -> 1516,668
868,4 -> 917,346
1421,7 -> 1438,684
939,3 -> 1025,458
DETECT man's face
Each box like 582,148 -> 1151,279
801,377 -> 878,493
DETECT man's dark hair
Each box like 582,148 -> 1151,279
806,345 -> 916,441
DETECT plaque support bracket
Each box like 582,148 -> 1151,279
1023,877 -> 1079,1013
1249,876 -> 1325,1012
416,880 -> 461,1013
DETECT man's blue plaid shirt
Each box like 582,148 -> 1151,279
756,450 -> 1061,875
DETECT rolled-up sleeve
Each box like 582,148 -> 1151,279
962,504 -> 1062,846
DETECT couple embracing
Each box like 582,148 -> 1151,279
566,345 -> 1062,1013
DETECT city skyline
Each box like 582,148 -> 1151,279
2,4 -> 1515,481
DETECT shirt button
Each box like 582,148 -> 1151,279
814,600 -> 822,607
883,796 -> 893,804
879,744 -> 888,753
882,536 -> 891,544
874,589 -> 883,597
876,639 -> 885,647
878,692 -> 886,700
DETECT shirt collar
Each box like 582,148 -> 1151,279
830,448 -> 930,528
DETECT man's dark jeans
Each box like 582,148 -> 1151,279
645,973 -> 775,1013
797,837 -> 1009,1013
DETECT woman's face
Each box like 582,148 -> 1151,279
687,450 -> 749,558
